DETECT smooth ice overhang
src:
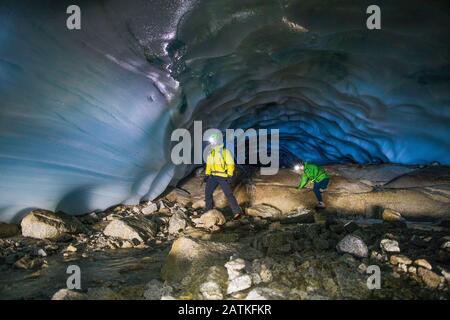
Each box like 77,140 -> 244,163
0,0 -> 449,222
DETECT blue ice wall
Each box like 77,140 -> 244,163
0,1 -> 186,222
0,0 -> 449,222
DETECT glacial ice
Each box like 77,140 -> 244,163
0,0 -> 449,222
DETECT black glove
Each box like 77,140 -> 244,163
203,176 -> 210,183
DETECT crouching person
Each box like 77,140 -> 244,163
295,161 -> 330,209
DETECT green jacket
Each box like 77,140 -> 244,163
297,162 -> 329,189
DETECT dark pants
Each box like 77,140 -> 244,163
313,178 -> 330,202
205,176 -> 242,214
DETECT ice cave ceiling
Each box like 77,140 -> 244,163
0,0 -> 449,222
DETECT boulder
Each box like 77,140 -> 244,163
165,188 -> 192,206
103,215 -> 157,243
336,234 -> 368,258
161,237 -> 238,282
382,208 -> 404,222
384,166 -> 450,189
380,239 -> 400,253
0,222 -> 20,238
21,209 -> 86,240
168,211 -> 188,235
191,209 -> 226,231
245,204 -> 282,219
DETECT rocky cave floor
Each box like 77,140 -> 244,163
0,164 -> 449,300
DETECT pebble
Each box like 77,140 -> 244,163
380,239 -> 400,253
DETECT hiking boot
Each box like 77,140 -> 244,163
316,202 -> 326,209
233,213 -> 243,220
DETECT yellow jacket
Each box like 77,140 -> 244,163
205,145 -> 235,177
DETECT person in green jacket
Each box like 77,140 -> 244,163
295,161 -> 330,208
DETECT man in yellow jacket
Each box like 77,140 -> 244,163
204,133 -> 243,220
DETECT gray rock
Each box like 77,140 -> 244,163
200,281 -> 223,300
21,209 -> 86,240
227,274 -> 252,294
336,234 -> 368,258
380,239 -> 400,253
143,279 -> 173,300
168,211 -> 188,235
103,215 -> 157,243
225,257 -> 247,280
142,202 -> 158,215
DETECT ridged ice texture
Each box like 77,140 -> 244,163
0,0 -> 449,222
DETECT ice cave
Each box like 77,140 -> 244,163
0,0 -> 449,301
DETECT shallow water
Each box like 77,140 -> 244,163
0,246 -> 170,300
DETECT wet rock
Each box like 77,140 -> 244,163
168,211 -> 188,235
227,274 -> 252,294
251,259 -> 273,283
343,221 -> 359,233
14,255 -> 44,270
52,289 -> 87,300
143,279 -> 173,300
245,204 -> 282,219
380,239 -> 400,253
417,267 -> 443,289
0,222 -> 20,238
336,234 -> 368,258
245,287 -> 284,300
390,255 -> 412,265
382,208 -> 404,222
200,281 -> 223,300
87,287 -> 122,300
225,257 -> 247,280
408,266 -> 417,275
103,215 -> 157,243
440,269 -> 450,283
414,259 -> 432,270
21,209 -> 87,240
192,209 -> 226,231
370,250 -> 386,262
37,249 -> 47,257
65,244 -> 77,253
161,237 -> 238,282
441,241 -> 450,251
314,238 -> 330,250
141,202 -> 158,215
